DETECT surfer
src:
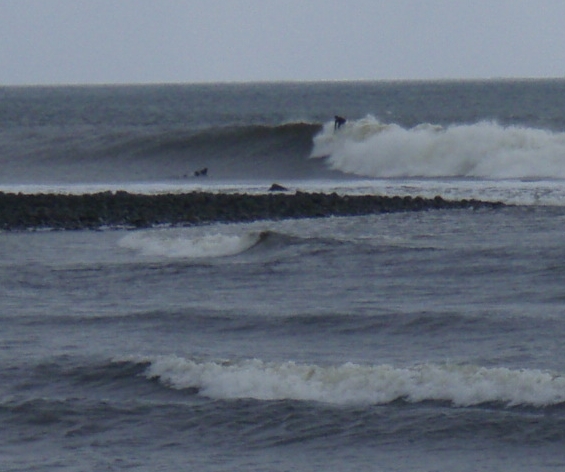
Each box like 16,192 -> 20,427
194,167 -> 208,177
334,115 -> 346,130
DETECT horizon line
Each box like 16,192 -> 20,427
2,76 -> 565,88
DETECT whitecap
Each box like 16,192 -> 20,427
129,355 -> 565,407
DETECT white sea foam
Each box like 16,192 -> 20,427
312,116 -> 565,180
130,355 -> 565,407
118,230 -> 262,258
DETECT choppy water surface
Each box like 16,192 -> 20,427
2,80 -> 565,471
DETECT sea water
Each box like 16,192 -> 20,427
1,80 -> 565,471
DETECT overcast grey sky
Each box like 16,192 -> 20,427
2,0 -> 565,85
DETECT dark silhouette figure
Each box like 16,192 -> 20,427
194,167 -> 208,177
334,115 -> 346,130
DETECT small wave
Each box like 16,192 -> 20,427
311,116 -> 565,179
118,229 -> 269,258
125,355 -> 565,408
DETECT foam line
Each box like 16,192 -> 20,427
128,355 -> 565,407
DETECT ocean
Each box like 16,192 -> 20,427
1,80 -> 565,471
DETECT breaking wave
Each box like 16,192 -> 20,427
119,230 -> 269,258
311,116 -> 565,179
125,355 -> 565,408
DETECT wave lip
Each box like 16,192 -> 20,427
128,355 -> 565,408
311,116 -> 565,180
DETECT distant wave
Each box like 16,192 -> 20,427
311,116 -> 565,179
124,355 -> 565,408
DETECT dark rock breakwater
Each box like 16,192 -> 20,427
0,191 -> 504,230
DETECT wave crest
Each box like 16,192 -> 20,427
119,230 -> 267,258
311,116 -> 565,179
125,355 -> 565,407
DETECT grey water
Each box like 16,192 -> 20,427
1,80 -> 565,471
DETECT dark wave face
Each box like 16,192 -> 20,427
135,122 -> 328,179
0,121 -> 335,184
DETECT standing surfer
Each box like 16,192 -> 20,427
334,115 -> 346,130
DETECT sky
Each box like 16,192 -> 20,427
2,0 -> 565,85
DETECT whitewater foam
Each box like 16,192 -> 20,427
119,230 -> 263,258
127,355 -> 565,407
312,116 -> 565,180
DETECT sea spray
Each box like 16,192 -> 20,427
311,116 -> 565,179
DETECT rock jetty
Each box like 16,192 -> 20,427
0,191 -> 504,231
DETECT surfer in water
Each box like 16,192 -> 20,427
334,115 -> 346,130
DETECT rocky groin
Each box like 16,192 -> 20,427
0,191 -> 504,230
